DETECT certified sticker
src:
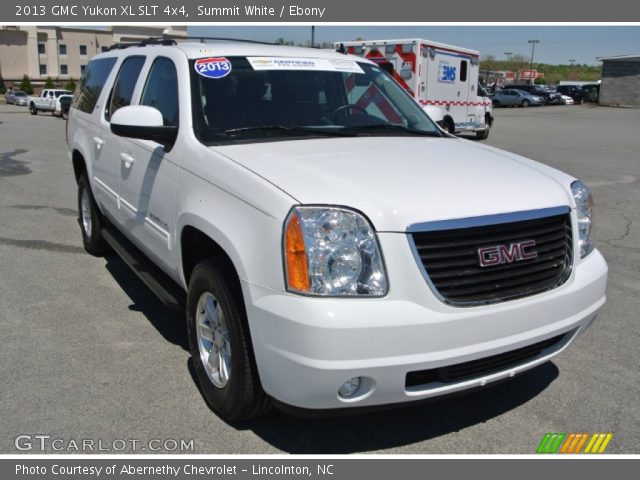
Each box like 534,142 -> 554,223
194,57 -> 232,79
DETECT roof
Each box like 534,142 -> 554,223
95,41 -> 370,64
175,42 -> 369,62
597,54 -> 640,62
335,38 -> 480,57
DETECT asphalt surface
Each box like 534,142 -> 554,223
0,103 -> 638,454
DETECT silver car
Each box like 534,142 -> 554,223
12,91 -> 28,106
492,88 -> 544,107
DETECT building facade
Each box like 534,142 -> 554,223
598,55 -> 640,107
0,26 -> 187,85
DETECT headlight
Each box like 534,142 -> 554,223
571,180 -> 594,258
283,206 -> 388,296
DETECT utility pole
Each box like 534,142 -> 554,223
504,51 -> 512,62
311,26 -> 315,48
528,40 -> 540,84
569,59 -> 576,66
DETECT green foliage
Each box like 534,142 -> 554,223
64,79 -> 77,92
19,74 -> 34,95
0,75 -> 6,95
480,58 -> 602,85
44,76 -> 55,88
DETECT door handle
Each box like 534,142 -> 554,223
120,152 -> 135,168
93,137 -> 104,150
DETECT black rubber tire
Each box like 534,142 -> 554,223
521,100 -> 530,108
442,118 -> 455,134
476,129 -> 489,140
186,260 -> 270,421
29,103 -> 38,115
77,174 -> 106,256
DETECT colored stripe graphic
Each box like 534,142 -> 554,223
537,432 -> 613,454
536,433 -> 565,453
584,433 -> 614,454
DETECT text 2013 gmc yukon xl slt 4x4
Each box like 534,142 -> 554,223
66,40 -> 608,420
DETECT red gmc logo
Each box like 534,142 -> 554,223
477,240 -> 538,267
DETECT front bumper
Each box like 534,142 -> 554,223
243,236 -> 607,411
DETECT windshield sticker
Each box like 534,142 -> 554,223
247,57 -> 364,74
194,57 -> 232,79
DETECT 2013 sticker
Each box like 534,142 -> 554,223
194,57 -> 232,79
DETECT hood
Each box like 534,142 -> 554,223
213,137 -> 575,232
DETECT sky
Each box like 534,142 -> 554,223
188,26 -> 640,65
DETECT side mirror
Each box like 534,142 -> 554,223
110,105 -> 177,150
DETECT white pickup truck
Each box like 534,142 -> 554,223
28,89 -> 73,117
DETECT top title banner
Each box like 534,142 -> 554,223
4,0 -> 640,22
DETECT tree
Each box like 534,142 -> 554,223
0,74 -> 6,95
64,79 -> 77,92
19,74 -> 34,95
44,76 -> 55,88
275,37 -> 294,46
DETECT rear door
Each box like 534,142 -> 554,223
94,55 -> 146,222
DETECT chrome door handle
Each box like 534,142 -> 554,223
120,153 -> 135,168
93,137 -> 104,150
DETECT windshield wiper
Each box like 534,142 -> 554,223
342,124 -> 441,137
223,125 -> 354,138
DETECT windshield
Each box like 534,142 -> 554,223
15,92 -> 27,97
190,57 -> 441,145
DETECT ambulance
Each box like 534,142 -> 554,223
335,38 -> 494,139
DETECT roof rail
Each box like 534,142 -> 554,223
105,35 -> 280,52
163,34 -> 277,46
106,37 -> 177,51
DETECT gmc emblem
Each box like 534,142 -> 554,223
477,240 -> 538,267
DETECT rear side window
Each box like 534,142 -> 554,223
105,56 -> 145,121
140,57 -> 179,127
460,60 -> 468,82
72,57 -> 117,114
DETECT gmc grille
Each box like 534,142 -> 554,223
410,209 -> 573,306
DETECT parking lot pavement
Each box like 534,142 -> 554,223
0,103 -> 638,454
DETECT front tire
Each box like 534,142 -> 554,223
521,100 -> 530,108
77,174 -> 106,256
186,260 -> 270,421
29,103 -> 38,115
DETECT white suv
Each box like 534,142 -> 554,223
66,39 -> 608,420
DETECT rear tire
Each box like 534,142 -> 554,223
77,174 -> 106,256
187,260 -> 270,421
476,129 -> 489,140
441,118 -> 455,134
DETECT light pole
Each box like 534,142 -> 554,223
504,51 -> 512,62
528,40 -> 540,84
569,59 -> 576,66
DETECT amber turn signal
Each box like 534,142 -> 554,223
284,211 -> 310,292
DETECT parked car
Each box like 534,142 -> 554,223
5,89 -> 15,104
581,84 -> 600,103
67,40 -> 607,420
28,89 -> 73,116
492,88 -> 544,107
557,85 -> 584,104
508,84 -> 563,105
7,91 -> 28,106
560,94 -> 575,105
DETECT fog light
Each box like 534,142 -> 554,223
338,377 -> 361,398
